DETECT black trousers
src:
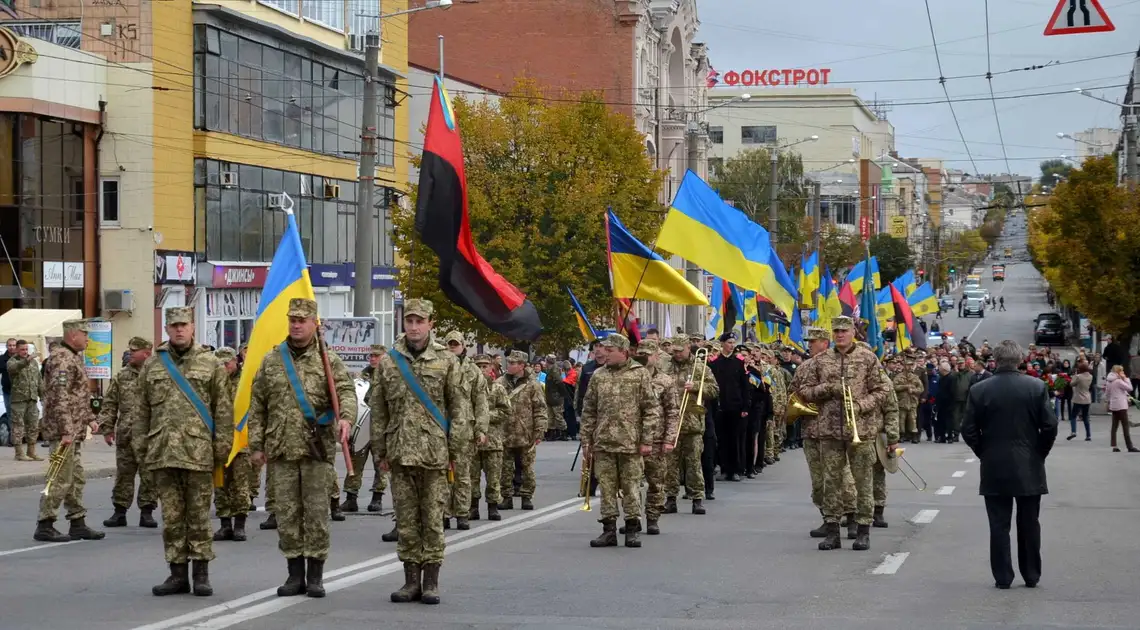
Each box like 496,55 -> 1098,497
744,413 -> 762,475
715,410 -> 746,478
934,406 -> 951,441
984,495 -> 1042,587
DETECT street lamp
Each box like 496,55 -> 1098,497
1056,131 -> 1109,156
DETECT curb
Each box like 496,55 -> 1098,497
0,465 -> 117,491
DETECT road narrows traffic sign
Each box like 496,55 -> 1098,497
1044,0 -> 1115,36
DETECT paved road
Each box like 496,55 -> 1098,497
3,229 -> 1139,629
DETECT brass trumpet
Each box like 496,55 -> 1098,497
842,375 -> 860,444
42,441 -> 73,496
578,451 -> 593,511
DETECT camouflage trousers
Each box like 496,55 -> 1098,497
819,438 -> 875,526
270,458 -> 332,560
469,448 -> 503,504
593,451 -> 643,522
873,459 -> 887,507
111,438 -> 157,510
548,404 -> 567,432
500,446 -> 536,499
9,399 -> 40,445
345,443 -> 387,495
152,468 -> 215,563
329,468 -> 340,500
36,440 -> 87,523
446,442 -> 473,519
391,463 -> 449,565
215,452 -> 252,518
250,460 -> 263,501
803,437 -> 854,511
665,433 -> 704,500
764,420 -> 778,460
643,451 -> 669,519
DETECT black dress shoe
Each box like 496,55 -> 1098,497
1025,580 -> 1038,588
995,582 -> 1011,590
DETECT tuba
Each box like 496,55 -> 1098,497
786,393 -> 818,423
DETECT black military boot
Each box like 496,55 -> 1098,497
233,514 -> 248,541
845,513 -> 858,540
212,517 -> 234,541
381,523 -> 399,542
421,563 -> 441,605
33,520 -> 70,543
152,563 -> 191,596
624,518 -> 642,548
692,499 -> 706,515
191,561 -> 213,596
520,496 -> 535,510
103,507 -> 128,527
442,517 -> 451,530
68,517 -> 106,540
498,497 -> 513,510
664,496 -> 678,514
330,498 -> 345,522
340,493 -> 359,512
260,513 -> 278,530
390,562 -> 421,603
872,506 -> 888,528
818,523 -> 842,551
810,509 -> 828,538
852,524 -> 871,551
645,518 -> 660,535
455,515 -> 470,531
486,501 -> 501,521
367,492 -> 384,512
590,518 -> 617,547
468,498 -> 480,521
139,507 -> 158,528
277,557 -> 306,597
305,558 -> 325,598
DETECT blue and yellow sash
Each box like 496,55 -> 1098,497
388,349 -> 450,437
158,350 -> 214,434
279,342 -> 335,426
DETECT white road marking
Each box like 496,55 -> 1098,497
179,502 -> 584,629
965,458 -> 977,463
935,485 -> 956,495
129,497 -> 582,630
871,552 -> 910,575
0,540 -> 83,557
951,470 -> 966,478
910,509 -> 939,524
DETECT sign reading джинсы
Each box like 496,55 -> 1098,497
720,68 -> 832,88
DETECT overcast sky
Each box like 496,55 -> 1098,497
697,0 -> 1140,177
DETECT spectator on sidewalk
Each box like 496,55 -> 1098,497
1102,337 -> 1127,376
1067,362 -> 1093,442
1105,366 -> 1138,453
1,338 -> 14,430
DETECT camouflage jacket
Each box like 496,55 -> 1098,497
248,339 -> 356,463
793,343 -> 890,441
769,365 -> 790,420
134,342 -> 234,472
580,359 -> 662,454
647,365 -> 680,448
226,370 -> 244,452
495,372 -> 548,448
96,363 -> 143,442
40,343 -> 94,442
369,336 -> 462,470
881,382 -> 901,444
480,378 -> 510,451
7,355 -> 41,402
668,355 -> 719,434
891,369 -> 924,409
452,355 -> 490,447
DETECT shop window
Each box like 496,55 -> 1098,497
99,178 -> 119,225
708,126 -> 723,144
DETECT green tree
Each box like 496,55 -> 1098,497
394,79 -> 665,353
940,228 -> 988,283
818,224 -> 862,276
993,182 -> 1016,209
711,148 -> 808,247
1038,159 -> 1072,189
868,233 -> 913,284
1029,156 -> 1140,343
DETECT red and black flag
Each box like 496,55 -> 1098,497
889,283 -> 926,350
415,77 -> 542,341
838,281 -> 858,317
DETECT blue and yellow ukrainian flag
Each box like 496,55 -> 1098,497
907,282 -> 939,318
799,251 -> 820,307
566,287 -> 598,342
874,286 -> 894,325
858,253 -> 884,356
606,210 -> 707,306
845,256 -> 882,296
893,269 -> 918,297
815,266 -> 842,331
228,211 -> 316,466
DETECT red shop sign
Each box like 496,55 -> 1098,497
722,68 -> 832,88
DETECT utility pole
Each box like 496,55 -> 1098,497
768,149 -> 779,244
684,128 -> 701,335
812,179 -> 822,255
353,32 -> 380,317
1127,55 -> 1139,185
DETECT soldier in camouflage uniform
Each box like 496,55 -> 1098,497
580,334 -> 662,548
213,347 -> 251,543
664,336 -> 717,514
439,331 -> 488,531
761,347 -> 789,465
134,307 -> 233,596
542,355 -> 567,439
248,299 -> 355,599
470,354 -> 507,521
634,340 -> 679,535
8,339 -> 42,461
370,299 -> 462,605
891,351 -> 924,444
497,351 -> 547,512
341,344 -> 388,514
100,336 -> 158,529
872,357 -> 903,528
792,316 -> 892,552
34,320 -> 106,544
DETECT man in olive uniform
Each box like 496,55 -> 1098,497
341,344 -> 388,514
762,347 -> 789,466
33,320 -> 105,544
442,331 -> 489,531
100,336 -> 157,529
792,316 -> 892,552
580,334 -> 661,548
134,307 -> 233,596
873,356 -> 903,528
634,340 -> 679,536
542,354 -> 567,440
370,299 -> 463,605
213,347 -> 251,543
664,336 -> 717,514
8,339 -> 43,461
470,354 -> 508,521
496,351 -> 547,511
891,351 -> 924,444
249,298 -> 355,599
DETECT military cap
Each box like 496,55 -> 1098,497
128,336 -> 153,351
599,333 -> 630,351
287,298 -> 318,319
215,346 -> 237,362
831,315 -> 854,330
669,336 -> 691,347
660,338 -> 673,346
404,298 -> 434,319
636,339 -> 659,354
473,353 -> 493,365
506,350 -> 529,363
443,331 -> 465,345
370,344 -> 386,355
804,327 -> 830,341
718,331 -> 737,343
165,307 -> 194,325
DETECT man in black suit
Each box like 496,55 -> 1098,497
709,332 -> 749,482
962,340 -> 1058,590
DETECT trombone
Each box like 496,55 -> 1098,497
894,447 -> 928,491
842,374 -> 860,444
675,347 -> 710,448
42,441 -> 73,496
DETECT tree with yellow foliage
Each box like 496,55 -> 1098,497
394,79 -> 665,353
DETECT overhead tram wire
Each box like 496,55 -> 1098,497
984,0 -> 1025,205
923,0 -> 980,176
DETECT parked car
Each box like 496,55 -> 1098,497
939,296 -> 955,311
1034,312 -> 1063,326
1034,320 -> 1065,346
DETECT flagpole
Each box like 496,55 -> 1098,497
607,209 -> 660,341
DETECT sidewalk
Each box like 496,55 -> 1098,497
0,440 -> 117,491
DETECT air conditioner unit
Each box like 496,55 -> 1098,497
267,193 -> 287,209
348,33 -> 366,52
103,289 -> 135,313
221,171 -> 238,188
323,182 -> 340,199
